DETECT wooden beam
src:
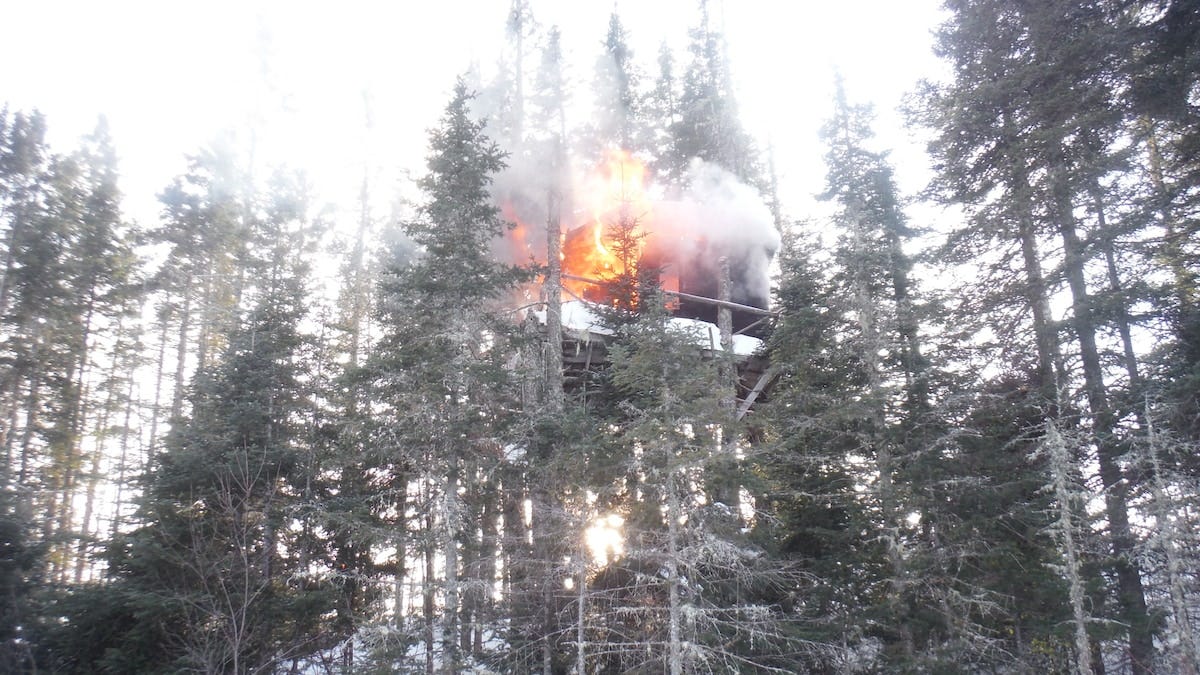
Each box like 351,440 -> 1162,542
736,366 -> 779,420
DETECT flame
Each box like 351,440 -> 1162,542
593,221 -> 609,258
561,149 -> 653,299
499,150 -> 680,305
593,148 -> 648,210
499,201 -> 535,262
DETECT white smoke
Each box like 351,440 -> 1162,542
488,149 -> 779,314
646,158 -> 779,308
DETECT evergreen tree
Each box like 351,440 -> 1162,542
149,140 -> 249,428
917,2 -> 1159,669
365,79 -> 523,673
586,12 -> 646,159
647,43 -> 682,184
0,461 -> 40,672
753,229 -> 873,670
668,0 -> 760,188
44,168 -> 331,674
1127,1 -> 1200,444
48,119 -> 141,582
820,82 -> 926,665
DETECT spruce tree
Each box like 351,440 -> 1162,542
366,79 -> 523,673
669,0 -> 760,188
43,166 -> 331,675
587,12 -> 645,158
917,2 -> 1167,669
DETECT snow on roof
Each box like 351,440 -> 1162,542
532,300 -> 763,356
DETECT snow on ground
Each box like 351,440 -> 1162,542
533,300 -> 764,356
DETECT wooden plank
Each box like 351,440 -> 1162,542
736,366 -> 779,420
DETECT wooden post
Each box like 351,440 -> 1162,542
714,257 -> 740,513
546,189 -> 564,412
717,256 -> 733,357
718,257 -> 736,417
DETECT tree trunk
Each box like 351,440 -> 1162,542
109,361 -> 137,540
442,458 -> 460,674
666,475 -> 684,675
394,488 -> 408,630
1052,165 -> 1154,675
1090,185 -> 1142,395
1012,159 -> 1062,407
171,278 -> 194,422
424,498 -> 436,675
575,534 -> 587,675
1145,409 -> 1198,675
1045,424 -> 1095,675
147,308 -> 170,464
546,188 -> 564,411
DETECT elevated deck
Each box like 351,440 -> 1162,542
536,300 -> 777,420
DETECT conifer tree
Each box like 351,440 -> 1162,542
587,12 -> 645,158
42,167 -> 331,674
647,43 -> 681,180
916,0 -> 1184,667
669,0 -> 759,188
56,120 -> 141,582
149,141 -> 249,427
584,282 -> 815,672
366,79 -> 523,673
1126,1 -> 1200,444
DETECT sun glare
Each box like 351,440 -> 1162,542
584,513 -> 625,566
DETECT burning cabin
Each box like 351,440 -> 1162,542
515,151 -> 780,413
554,152 -> 779,336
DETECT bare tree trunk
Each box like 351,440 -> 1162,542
1001,113 -> 1065,406
147,308 -> 170,464
394,488 -> 408,630
713,256 -> 740,513
17,364 -> 41,489
1014,168 -> 1062,406
109,363 -> 137,540
424,495 -> 436,675
0,206 -> 26,320
534,159 -> 566,675
1090,185 -> 1142,393
459,491 -> 478,658
442,459 -> 460,675
477,489 -> 497,658
666,475 -> 684,675
1145,408 -> 1198,675
575,534 -> 587,675
196,260 -> 216,374
545,189 -> 564,410
1045,423 -> 1095,675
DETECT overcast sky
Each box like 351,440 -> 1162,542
0,0 -> 948,228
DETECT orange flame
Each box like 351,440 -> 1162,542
561,149 -> 654,299
501,150 -> 680,305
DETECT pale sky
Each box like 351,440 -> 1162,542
0,0 -> 948,229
